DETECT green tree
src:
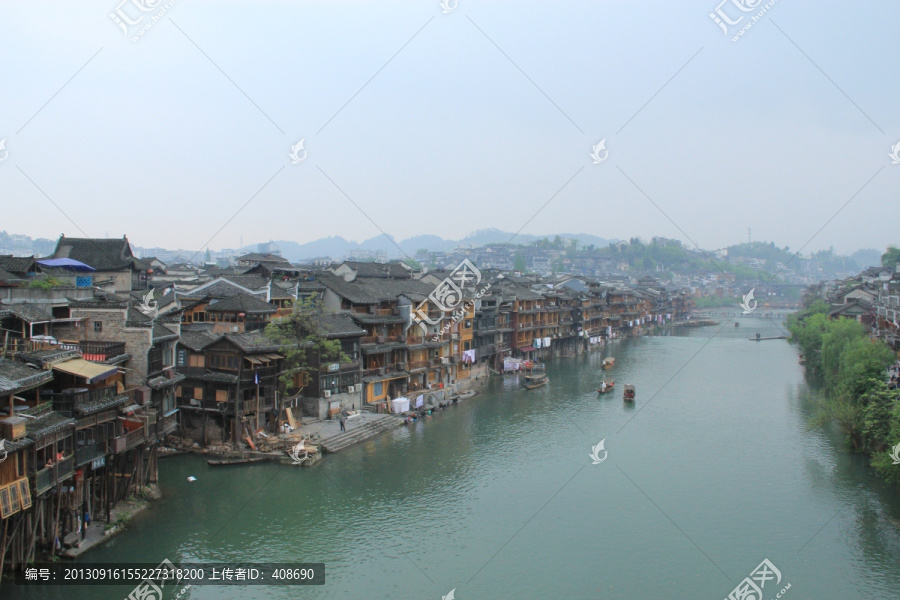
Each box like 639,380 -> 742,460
881,246 -> 900,267
264,297 -> 347,395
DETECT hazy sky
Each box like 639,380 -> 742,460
1,1 -> 898,256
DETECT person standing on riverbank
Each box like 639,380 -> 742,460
339,414 -> 346,432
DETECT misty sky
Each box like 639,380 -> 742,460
1,0 -> 898,256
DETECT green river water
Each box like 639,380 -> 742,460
10,312 -> 900,599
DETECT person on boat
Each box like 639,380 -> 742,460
601,381 -> 607,392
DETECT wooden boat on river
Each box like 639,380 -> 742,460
523,374 -> 549,389
602,357 -> 615,369
597,380 -> 615,394
623,384 -> 635,402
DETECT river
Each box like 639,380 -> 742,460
13,312 -> 900,599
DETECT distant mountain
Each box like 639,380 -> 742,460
262,230 -> 618,262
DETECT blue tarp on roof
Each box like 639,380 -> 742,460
37,258 -> 96,272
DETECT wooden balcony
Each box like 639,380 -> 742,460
75,444 -> 107,467
111,425 -> 146,454
34,456 -> 75,495
73,340 -> 127,361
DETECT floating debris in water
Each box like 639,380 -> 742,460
187,476 -> 197,482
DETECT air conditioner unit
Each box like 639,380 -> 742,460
440,357 -> 449,365
231,326 -> 239,333
346,385 -> 354,393
324,390 -> 331,398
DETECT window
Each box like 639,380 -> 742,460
188,354 -> 205,367
193,387 -> 203,400
94,321 -> 102,332
374,382 -> 383,397
215,389 -> 228,403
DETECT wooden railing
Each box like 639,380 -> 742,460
75,340 -> 126,361
34,456 -> 75,495
75,444 -> 107,467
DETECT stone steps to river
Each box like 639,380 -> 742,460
321,415 -> 401,453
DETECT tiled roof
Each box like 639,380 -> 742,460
77,393 -> 130,415
0,255 -> 37,276
236,253 -> 290,264
221,274 -> 270,290
349,313 -> 405,325
338,261 -> 411,278
207,293 -> 276,314
27,411 -> 75,439
147,373 -> 186,389
181,278 -> 267,300
152,323 -> 180,342
197,371 -> 240,384
224,330 -> 281,353
316,313 -> 367,338
20,348 -> 81,367
317,273 -> 435,305
51,236 -> 135,271
0,266 -> 21,284
179,330 -> 221,351
0,301 -> 52,323
269,282 -> 296,300
297,281 -> 325,292
0,358 -> 54,392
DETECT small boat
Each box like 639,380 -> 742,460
623,384 -> 635,402
523,374 -> 549,389
597,380 -> 615,394
602,357 -> 615,369
207,457 -> 270,467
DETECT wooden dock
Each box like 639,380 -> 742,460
749,336 -> 787,341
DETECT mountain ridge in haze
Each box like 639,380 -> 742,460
262,229 -> 619,262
